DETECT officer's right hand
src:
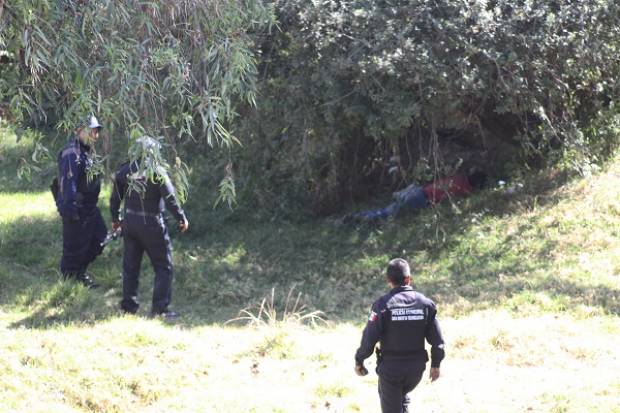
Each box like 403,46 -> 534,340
179,218 -> 189,233
429,367 -> 440,382
354,363 -> 368,377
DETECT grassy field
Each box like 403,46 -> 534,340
1,125 -> 619,412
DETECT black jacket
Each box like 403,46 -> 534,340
355,285 -> 445,368
56,138 -> 101,218
110,161 -> 186,224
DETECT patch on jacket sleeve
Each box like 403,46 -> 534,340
368,311 -> 378,322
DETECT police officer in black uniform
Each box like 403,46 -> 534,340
109,137 -> 188,319
355,258 -> 445,413
54,115 -> 106,288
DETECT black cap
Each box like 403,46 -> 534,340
387,258 -> 411,283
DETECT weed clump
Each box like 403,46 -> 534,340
226,287 -> 326,327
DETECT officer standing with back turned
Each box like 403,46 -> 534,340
354,258 -> 445,413
110,137 -> 188,319
54,115 -> 106,288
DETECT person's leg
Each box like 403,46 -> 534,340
60,217 -> 88,278
121,223 -> 144,314
69,208 -> 107,288
351,202 -> 399,222
378,374 -> 405,413
400,365 -> 425,413
404,187 -> 428,210
143,221 -> 174,314
80,208 -> 107,272
383,202 -> 401,219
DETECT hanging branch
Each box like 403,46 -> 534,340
0,0 -> 275,204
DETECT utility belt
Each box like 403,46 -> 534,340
125,208 -> 162,218
379,349 -> 428,360
72,192 -> 100,209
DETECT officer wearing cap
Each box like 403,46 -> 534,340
110,137 -> 189,319
354,258 -> 445,413
54,115 -> 106,288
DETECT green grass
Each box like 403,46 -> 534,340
1,125 -> 619,412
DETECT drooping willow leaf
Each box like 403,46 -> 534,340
0,0 -> 275,205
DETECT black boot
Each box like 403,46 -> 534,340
76,273 -> 99,289
120,298 -> 139,315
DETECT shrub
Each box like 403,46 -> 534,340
234,0 -> 620,214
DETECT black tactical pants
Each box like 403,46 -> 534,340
60,207 -> 107,276
120,214 -> 173,314
377,359 -> 426,413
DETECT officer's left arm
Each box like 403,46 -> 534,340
159,175 -> 186,224
425,302 -> 445,368
354,301 -> 384,366
59,152 -> 80,219
110,167 -> 128,223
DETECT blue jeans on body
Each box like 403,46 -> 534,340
352,186 -> 428,222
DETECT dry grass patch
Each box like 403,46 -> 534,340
1,311 -> 618,412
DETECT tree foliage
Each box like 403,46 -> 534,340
2,1 -> 620,215
235,0 -> 620,214
0,0 -> 274,202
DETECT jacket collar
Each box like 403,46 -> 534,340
390,284 -> 413,294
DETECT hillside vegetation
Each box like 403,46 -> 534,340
1,126 -> 619,412
2,3 -> 620,412
3,1 -> 620,214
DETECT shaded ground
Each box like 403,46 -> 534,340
1,164 -> 618,329
1,128 -> 620,412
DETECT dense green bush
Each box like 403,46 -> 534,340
234,0 -> 620,215
2,1 -> 620,216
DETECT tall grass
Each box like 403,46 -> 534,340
1,126 -> 619,412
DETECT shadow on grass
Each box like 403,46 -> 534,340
0,216 -> 61,268
6,281 -> 121,329
539,278 -> 620,315
2,167 -> 618,331
0,214 -> 123,329
169,167 -> 620,323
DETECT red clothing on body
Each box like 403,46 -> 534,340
422,175 -> 473,204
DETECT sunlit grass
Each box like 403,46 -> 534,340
0,192 -> 57,224
1,126 -> 620,411
0,313 -> 618,412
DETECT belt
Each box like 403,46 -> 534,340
125,208 -> 161,218
381,349 -> 426,358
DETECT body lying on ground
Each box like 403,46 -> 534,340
344,171 -> 487,223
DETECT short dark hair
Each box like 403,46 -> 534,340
386,258 -> 411,285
